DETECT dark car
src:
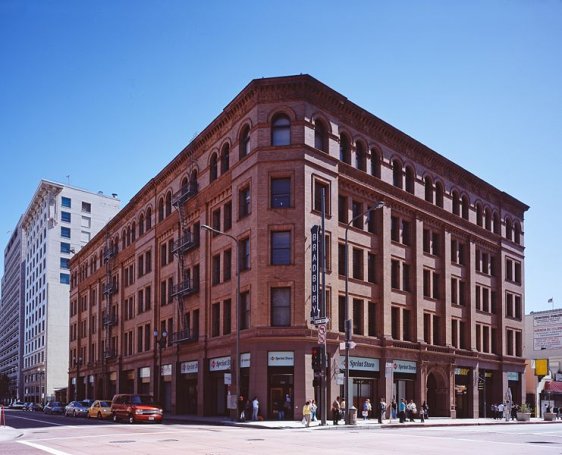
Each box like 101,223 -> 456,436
44,401 -> 65,414
28,403 -> 44,412
111,394 -> 163,424
64,400 -> 92,417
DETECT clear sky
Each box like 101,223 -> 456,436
0,1 -> 560,313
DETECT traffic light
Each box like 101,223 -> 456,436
312,346 -> 322,371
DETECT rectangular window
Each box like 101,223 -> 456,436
61,227 -> 71,238
240,291 -> 250,330
352,248 -> 363,280
61,211 -> 71,223
80,231 -> 90,244
338,244 -> 346,276
144,324 -> 151,351
137,289 -> 144,313
168,239 -> 174,264
353,299 -> 363,335
352,201 -> 363,228
391,260 -> 400,289
160,280 -> 167,306
271,287 -> 291,327
61,242 -> 71,253
424,313 -> 431,344
160,243 -> 167,267
212,208 -> 221,233
271,177 -> 291,208
145,286 -> 152,311
367,253 -> 376,283
313,180 -> 330,215
402,309 -> 411,341
60,258 -> 70,269
391,216 -> 400,242
61,196 -> 71,208
223,299 -> 232,335
81,216 -> 91,228
145,250 -> 152,273
402,220 -> 411,246
239,187 -> 251,218
402,263 -> 410,292
432,273 -> 440,299
212,303 -> 220,337
338,195 -> 348,223
137,326 -> 143,353
240,238 -> 250,271
368,302 -> 376,337
81,201 -> 91,213
338,296 -> 345,333
60,273 -> 70,284
391,307 -> 400,339
223,201 -> 232,231
223,249 -> 232,282
451,278 -> 458,305
271,231 -> 291,265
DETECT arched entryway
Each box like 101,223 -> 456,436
426,369 -> 450,417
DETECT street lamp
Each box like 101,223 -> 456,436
153,329 -> 168,404
201,224 -> 241,416
74,357 -> 83,401
38,368 -> 45,405
344,201 -> 384,424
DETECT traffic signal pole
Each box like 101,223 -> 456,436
320,189 -> 327,426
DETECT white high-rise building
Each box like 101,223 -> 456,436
17,180 -> 120,402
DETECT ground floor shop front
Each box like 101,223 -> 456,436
70,344 -> 526,420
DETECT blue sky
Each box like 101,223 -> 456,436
0,0 -> 560,313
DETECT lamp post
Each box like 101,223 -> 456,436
153,329 -> 168,404
38,368 -> 45,405
201,224 -> 241,415
344,201 -> 384,424
74,357 -> 82,401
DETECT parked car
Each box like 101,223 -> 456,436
22,402 -> 32,411
44,401 -> 65,414
9,401 -> 25,410
64,400 -> 93,417
28,403 -> 44,412
111,394 -> 163,424
87,400 -> 112,420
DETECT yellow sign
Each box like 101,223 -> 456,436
535,359 -> 548,376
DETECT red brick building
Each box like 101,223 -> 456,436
69,75 -> 528,419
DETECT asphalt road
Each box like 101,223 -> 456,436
2,410 -> 562,455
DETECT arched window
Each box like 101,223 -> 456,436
425,176 -> 434,203
131,222 -> 136,242
210,153 -> 218,182
435,181 -> 444,208
239,125 -> 250,159
493,212 -> 500,234
355,141 -> 366,171
339,134 -> 351,164
139,213 -> 145,236
476,203 -> 483,227
484,208 -> 492,231
158,197 -> 164,222
514,222 -> 521,244
122,229 -> 126,250
271,114 -> 291,146
461,196 -> 469,220
191,169 -> 198,189
405,166 -> 415,194
452,190 -> 460,216
165,191 -> 172,217
314,119 -> 328,152
506,218 -> 513,241
370,148 -> 381,178
127,226 -> 131,246
221,143 -> 230,174
392,159 -> 403,189
146,207 -> 152,231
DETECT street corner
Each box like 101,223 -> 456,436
0,426 -> 23,443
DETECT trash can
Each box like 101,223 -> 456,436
349,406 -> 357,425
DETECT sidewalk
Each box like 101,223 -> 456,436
166,414 -> 562,430
0,426 -> 23,443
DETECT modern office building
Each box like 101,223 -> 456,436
0,220 -> 25,402
10,180 -> 121,403
68,75 -> 528,419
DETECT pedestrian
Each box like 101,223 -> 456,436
339,397 -> 346,423
408,400 -> 417,422
238,395 -> 246,422
422,401 -> 429,421
378,397 -> 386,424
284,393 -> 292,420
310,399 -> 317,422
390,398 -> 397,422
332,396 -> 341,425
362,398 -> 372,421
274,401 -> 284,420
251,396 -> 259,421
399,398 -> 406,423
302,401 -> 312,427
498,402 -> 504,421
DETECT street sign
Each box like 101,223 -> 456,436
310,225 -> 321,321
224,373 -> 231,385
317,324 -> 326,344
313,317 -> 330,325
339,341 -> 357,350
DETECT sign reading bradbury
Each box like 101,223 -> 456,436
310,225 -> 321,322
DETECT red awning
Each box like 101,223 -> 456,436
544,381 -> 562,393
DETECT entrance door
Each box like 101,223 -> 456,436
269,387 -> 284,420
353,379 -> 373,412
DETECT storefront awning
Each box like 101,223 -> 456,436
544,381 -> 562,394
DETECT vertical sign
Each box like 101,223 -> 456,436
310,225 -> 321,322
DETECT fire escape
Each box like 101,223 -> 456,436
102,233 -> 118,397
170,174 -> 199,344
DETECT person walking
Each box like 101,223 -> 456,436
302,401 -> 312,427
339,398 -> 346,423
251,396 -> 259,421
421,401 -> 429,421
378,397 -> 387,424
399,398 -> 406,423
362,398 -> 372,421
238,395 -> 246,422
310,399 -> 317,422
408,400 -> 417,422
390,398 -> 397,422
332,397 -> 341,425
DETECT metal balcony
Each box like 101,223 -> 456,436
172,232 -> 199,254
103,246 -> 117,261
169,328 -> 198,344
103,282 -> 118,295
171,279 -> 199,297
172,183 -> 198,207
103,349 -> 116,360
103,313 -> 118,326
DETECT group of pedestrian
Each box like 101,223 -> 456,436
490,402 -> 511,420
357,397 -> 428,424
397,398 -> 428,423
331,396 -> 346,424
301,399 -> 318,427
237,395 -> 260,422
